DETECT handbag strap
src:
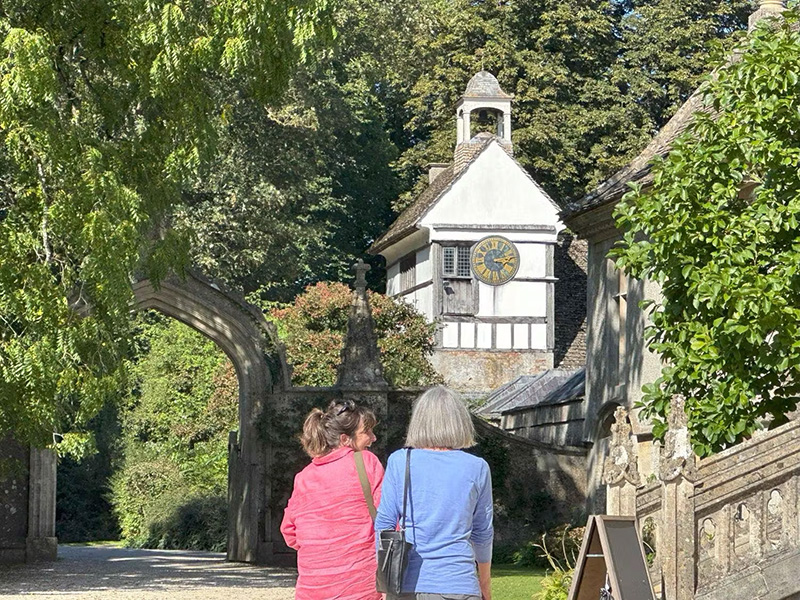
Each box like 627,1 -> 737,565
354,451 -> 377,521
400,448 -> 411,529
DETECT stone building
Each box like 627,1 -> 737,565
370,71 -> 586,394
561,0 -> 788,509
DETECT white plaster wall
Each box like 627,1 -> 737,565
496,324 -> 512,349
478,281 -> 547,317
442,322 -> 459,348
513,324 -> 529,349
416,285 -> 433,321
420,142 -> 561,230
461,323 -> 476,349
477,324 -> 492,348
516,243 -> 548,279
380,228 -> 429,266
416,246 -> 432,282
531,323 -> 547,349
386,262 -> 400,296
431,229 -> 558,244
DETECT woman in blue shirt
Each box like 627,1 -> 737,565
375,386 -> 493,600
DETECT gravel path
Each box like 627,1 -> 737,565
0,545 -> 297,599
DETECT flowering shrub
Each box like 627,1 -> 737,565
270,282 -> 442,387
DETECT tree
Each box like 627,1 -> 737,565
176,0 -> 424,301
269,282 -> 441,387
392,0 -> 753,208
613,10 -> 800,456
110,315 -> 236,548
0,0 -> 333,448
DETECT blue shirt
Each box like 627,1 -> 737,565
375,448 -> 493,595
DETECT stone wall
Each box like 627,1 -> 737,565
554,232 -> 587,369
254,386 -> 588,567
431,349 -> 552,394
0,437 -> 28,564
0,439 -> 57,564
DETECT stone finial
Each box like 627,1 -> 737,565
602,406 -> 642,486
749,0 -> 786,31
659,395 -> 697,482
335,260 -> 388,388
353,259 -> 370,291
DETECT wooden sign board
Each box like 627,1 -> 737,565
567,515 -> 655,600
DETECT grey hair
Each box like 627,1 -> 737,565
405,386 -> 476,449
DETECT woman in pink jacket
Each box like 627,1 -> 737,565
280,399 -> 383,600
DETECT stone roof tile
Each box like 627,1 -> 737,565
464,71 -> 512,99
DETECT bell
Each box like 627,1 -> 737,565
476,109 -> 490,124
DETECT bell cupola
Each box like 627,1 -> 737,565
453,71 -> 513,172
456,71 -> 513,146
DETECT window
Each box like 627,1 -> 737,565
442,245 -> 471,278
399,253 -> 416,291
441,244 -> 474,316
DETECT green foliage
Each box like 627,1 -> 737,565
534,569 -> 572,600
56,402 -> 121,543
109,315 -> 237,549
512,524 -> 583,569
530,526 -> 581,600
270,281 -> 441,387
138,492 -> 228,552
613,10 -> 800,456
0,0 -> 333,450
392,0 -> 753,208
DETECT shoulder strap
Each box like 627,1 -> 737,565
400,448 -> 411,529
354,451 -> 377,521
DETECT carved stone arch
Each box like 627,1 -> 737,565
132,270 -> 290,564
132,271 -> 289,433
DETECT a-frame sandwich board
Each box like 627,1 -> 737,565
567,515 -> 655,600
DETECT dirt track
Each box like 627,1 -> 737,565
0,545 -> 297,599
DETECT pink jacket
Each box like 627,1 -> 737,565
281,446 -> 384,600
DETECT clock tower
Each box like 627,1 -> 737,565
370,71 -> 586,394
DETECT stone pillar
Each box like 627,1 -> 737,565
749,0 -> 786,30
336,260 -> 389,448
462,110 -> 471,143
659,396 -> 697,600
26,447 -> 57,562
602,406 -> 641,516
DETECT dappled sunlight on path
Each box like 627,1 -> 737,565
0,544 -> 296,599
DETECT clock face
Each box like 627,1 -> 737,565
471,236 -> 520,286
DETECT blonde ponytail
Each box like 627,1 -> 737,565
300,408 -> 330,458
298,400 -> 377,458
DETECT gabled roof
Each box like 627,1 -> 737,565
476,368 -> 585,419
369,136 -> 495,255
370,135 -> 557,255
562,90 -> 706,220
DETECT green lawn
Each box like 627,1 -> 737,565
492,564 -> 547,600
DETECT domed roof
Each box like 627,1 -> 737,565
464,71 -> 512,99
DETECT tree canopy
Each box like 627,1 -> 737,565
270,282 -> 441,387
613,9 -> 800,456
1,0 -> 760,449
0,0 -> 333,447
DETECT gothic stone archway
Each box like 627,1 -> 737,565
132,270 -> 290,563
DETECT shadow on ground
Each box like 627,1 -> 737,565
0,545 -> 297,594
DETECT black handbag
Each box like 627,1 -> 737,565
377,448 -> 413,595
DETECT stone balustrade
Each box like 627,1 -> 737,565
604,400 -> 800,600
